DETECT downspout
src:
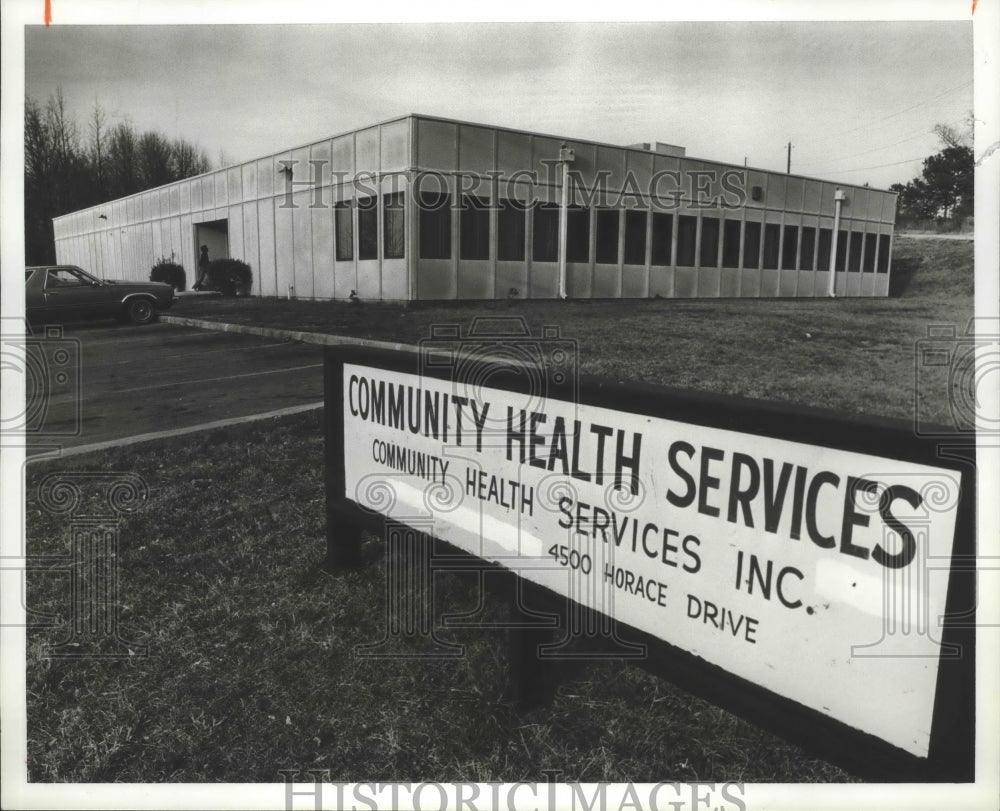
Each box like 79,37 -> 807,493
557,143 -> 575,299
827,188 -> 846,297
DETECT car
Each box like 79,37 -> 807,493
25,265 -> 176,325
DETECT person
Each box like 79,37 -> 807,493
194,245 -> 210,290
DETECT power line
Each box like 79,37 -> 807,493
814,156 -> 926,175
809,79 -> 973,144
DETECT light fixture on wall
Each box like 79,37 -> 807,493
98,214 -> 108,220
278,162 -> 294,178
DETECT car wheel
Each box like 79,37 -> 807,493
125,298 -> 157,325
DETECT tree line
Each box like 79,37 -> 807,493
889,123 -> 973,227
25,90 -> 213,265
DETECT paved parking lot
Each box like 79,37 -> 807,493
25,321 -> 324,455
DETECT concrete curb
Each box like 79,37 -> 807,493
161,314 -> 422,354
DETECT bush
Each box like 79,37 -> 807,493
150,255 -> 186,291
205,259 -> 253,296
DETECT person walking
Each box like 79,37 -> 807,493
194,245 -> 210,290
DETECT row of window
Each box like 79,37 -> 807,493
331,193 -> 891,273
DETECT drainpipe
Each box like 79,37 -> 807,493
827,188 -> 846,297
557,143 -> 576,299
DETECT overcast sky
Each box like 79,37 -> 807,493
24,19 -> 973,190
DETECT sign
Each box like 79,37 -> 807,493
325,344 -> 974,778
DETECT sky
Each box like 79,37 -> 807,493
22,18 -> 974,191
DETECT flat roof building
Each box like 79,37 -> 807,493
53,113 -> 896,300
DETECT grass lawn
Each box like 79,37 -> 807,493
24,238 -> 974,783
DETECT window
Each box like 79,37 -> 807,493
595,209 -> 620,264
567,206 -> 590,263
335,201 -> 353,261
383,192 -> 405,259
800,227 -> 816,271
835,229 -> 848,271
358,196 -> 378,260
762,223 -> 780,269
676,215 -> 697,267
46,267 -> 90,287
624,210 -> 647,265
650,212 -> 673,266
848,232 -> 863,271
700,216 -> 720,268
722,220 -> 741,268
781,225 -> 799,270
743,221 -> 761,269
532,204 -> 559,262
419,192 -> 451,260
876,234 -> 891,273
862,232 -> 877,273
460,195 -> 490,260
817,228 -> 832,271
498,199 -> 526,261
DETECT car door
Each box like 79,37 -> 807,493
41,267 -> 114,322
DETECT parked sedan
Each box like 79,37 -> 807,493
25,265 -> 176,325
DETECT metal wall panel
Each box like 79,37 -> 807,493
595,145 -> 627,196
496,262 -> 528,299
778,268 -> 798,296
257,157 -> 275,199
528,263 -> 558,298
802,179 -> 823,214
797,271 -> 816,297
380,258 -> 408,301
532,136 -> 564,187
291,190 -> 314,299
621,265 -> 646,298
273,197 -> 295,297
592,265 -> 621,298
415,259 -> 456,299
674,267 -> 697,297
566,263 -> 593,298
169,186 -> 180,217
228,166 -> 242,203
201,175 -> 215,210
330,135 -> 355,178
760,268 -> 780,297
785,176 -> 804,212
214,172 -> 228,208
698,267 -> 722,297
458,124 -> 494,174
311,204 -> 335,299
845,272 -> 862,297
497,129 -> 532,177
860,273 -> 876,297
416,118 -> 457,171
242,161 -> 258,202
457,259 -> 493,299
381,118 -> 409,172
745,169 -> 769,210
740,266 -> 761,297
819,183 -> 837,218
228,206 -> 245,263
720,267 -> 741,297
356,128 -> 380,175
567,143 -> 599,191
649,266 -> 674,297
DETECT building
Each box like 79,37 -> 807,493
53,113 -> 896,301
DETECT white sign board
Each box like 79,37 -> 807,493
341,363 -> 962,757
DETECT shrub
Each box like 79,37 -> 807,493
150,254 -> 186,291
205,259 -> 253,296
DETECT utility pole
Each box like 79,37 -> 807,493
786,141 -> 792,174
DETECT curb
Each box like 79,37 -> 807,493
161,314 -> 421,354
